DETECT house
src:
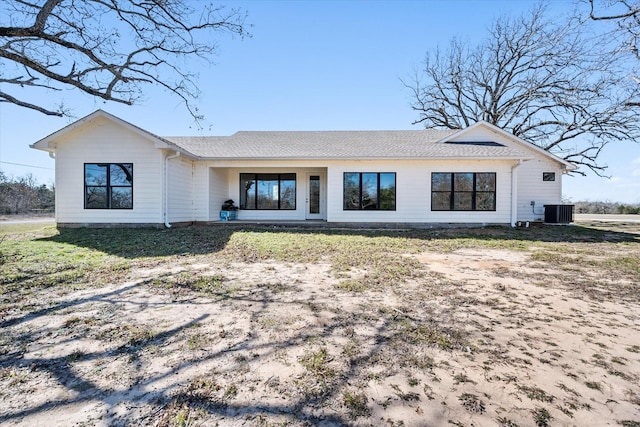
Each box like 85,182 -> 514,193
30,110 -> 576,227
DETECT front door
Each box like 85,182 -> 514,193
306,173 -> 324,220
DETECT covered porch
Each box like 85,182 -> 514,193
203,166 -> 328,222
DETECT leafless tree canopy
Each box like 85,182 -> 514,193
0,171 -> 54,214
589,0 -> 640,95
404,4 -> 640,175
0,0 -> 248,118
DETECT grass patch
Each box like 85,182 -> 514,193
3,223 -> 638,300
390,315 -> 468,351
458,393 -> 485,414
518,385 -> 555,403
627,345 -> 640,353
297,345 -> 339,398
532,407 -> 553,427
496,417 -> 519,427
299,347 -> 336,380
585,381 -> 602,391
391,384 -> 420,402
224,229 -> 426,290
151,273 -> 228,296
343,389 -> 370,419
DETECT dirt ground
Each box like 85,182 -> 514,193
1,224 -> 639,426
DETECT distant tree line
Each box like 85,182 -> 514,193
573,201 -> 640,215
0,171 -> 54,214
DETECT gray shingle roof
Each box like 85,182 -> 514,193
164,129 -> 530,160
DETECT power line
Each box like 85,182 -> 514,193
0,161 -> 54,170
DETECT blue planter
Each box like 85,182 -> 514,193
219,210 -> 237,221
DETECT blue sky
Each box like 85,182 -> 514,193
1,0 -> 639,203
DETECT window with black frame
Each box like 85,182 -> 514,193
343,172 -> 396,210
239,173 -> 296,210
431,172 -> 496,211
84,163 -> 133,209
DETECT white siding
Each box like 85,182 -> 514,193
167,156 -> 194,223
209,168 -> 230,221
516,159 -> 563,222
326,159 -> 513,224
54,117 -> 164,224
192,163 -> 210,221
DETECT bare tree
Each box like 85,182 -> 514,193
588,0 -> 640,104
0,0 -> 248,119
404,4 -> 640,175
0,172 -> 53,214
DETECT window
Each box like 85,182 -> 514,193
343,172 -> 396,210
431,172 -> 496,211
84,163 -> 133,209
240,173 -> 296,210
543,172 -> 556,181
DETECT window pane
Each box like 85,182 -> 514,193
431,192 -> 451,210
454,192 -> 473,210
110,164 -> 133,186
280,177 -> 296,210
86,186 -> 107,208
379,173 -> 396,210
361,173 -> 378,210
309,176 -> 320,214
240,174 -> 256,209
84,163 -> 133,209
85,164 -> 107,186
111,187 -> 133,209
257,175 -> 279,209
431,173 -> 451,191
543,172 -> 556,182
476,192 -> 495,211
343,173 -> 360,210
432,172 -> 496,211
476,173 -> 495,191
454,173 -> 473,191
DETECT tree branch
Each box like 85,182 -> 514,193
0,0 -> 249,123
403,2 -> 640,174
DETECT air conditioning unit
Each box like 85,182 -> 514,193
544,205 -> 574,224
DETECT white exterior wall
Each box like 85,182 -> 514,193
192,163 -> 210,221
515,159 -> 563,222
209,168 -> 230,221
167,156 -> 194,223
53,117 -> 164,224
326,159 -> 514,224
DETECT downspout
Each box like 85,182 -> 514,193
510,160 -> 522,227
49,152 -> 56,223
164,151 -> 180,228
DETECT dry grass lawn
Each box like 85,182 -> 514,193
0,221 -> 639,426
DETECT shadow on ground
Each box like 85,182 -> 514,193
41,222 -> 640,259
